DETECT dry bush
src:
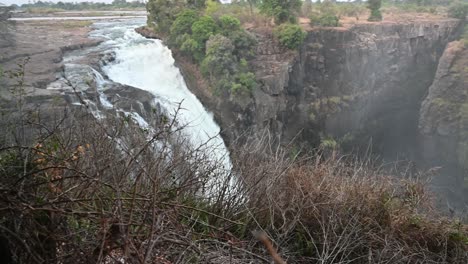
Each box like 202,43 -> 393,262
0,67 -> 250,263
232,130 -> 468,263
212,3 -> 271,28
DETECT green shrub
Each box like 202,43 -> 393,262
309,12 -> 340,27
336,3 -> 367,18
274,23 -> 306,49
232,72 -> 257,96
201,34 -> 236,79
219,15 -> 241,34
180,37 -> 204,62
462,25 -> 468,46
205,0 -> 221,16
146,0 -> 182,32
309,2 -> 343,27
368,0 -> 383,21
170,9 -> 199,45
448,1 -> 468,19
191,15 -> 219,45
260,0 -> 302,25
227,30 -> 257,58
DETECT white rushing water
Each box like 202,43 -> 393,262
91,19 -> 231,172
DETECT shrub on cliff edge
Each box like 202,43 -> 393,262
260,0 -> 302,24
170,9 -> 199,45
367,0 -> 383,21
274,23 -> 306,49
448,1 -> 468,19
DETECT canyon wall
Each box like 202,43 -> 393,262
186,20 -> 463,156
419,40 -> 468,206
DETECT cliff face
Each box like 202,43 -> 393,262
180,20 -> 463,157
418,41 -> 468,201
261,20 -> 462,155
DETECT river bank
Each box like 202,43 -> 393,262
0,19 -> 102,102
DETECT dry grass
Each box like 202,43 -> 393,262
233,132 -> 468,263
60,20 -> 93,29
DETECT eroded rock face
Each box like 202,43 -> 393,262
289,20 -> 462,156
418,41 -> 468,204
176,20 -> 462,156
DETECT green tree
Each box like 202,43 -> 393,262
147,0 -> 205,32
191,15 -> 219,46
219,15 -> 241,35
147,0 -> 184,32
181,37 -> 204,62
448,1 -> 468,19
170,9 -> 199,45
260,0 -> 302,24
218,15 -> 256,58
201,34 -> 236,82
367,0 -> 382,21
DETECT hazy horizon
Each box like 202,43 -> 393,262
1,0 -> 146,5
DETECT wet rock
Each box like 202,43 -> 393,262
135,26 -> 161,39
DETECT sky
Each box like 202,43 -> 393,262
1,0 -> 145,5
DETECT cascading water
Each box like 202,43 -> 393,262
92,19 -> 232,173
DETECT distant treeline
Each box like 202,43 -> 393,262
10,0 -> 145,10
383,0 -> 461,5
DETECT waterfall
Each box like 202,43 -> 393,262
95,19 -> 232,173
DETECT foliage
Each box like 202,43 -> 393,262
462,24 -> 468,46
147,0 -> 183,32
199,34 -> 257,95
170,9 -> 200,45
219,15 -> 241,34
274,23 -> 306,49
147,0 -> 206,32
448,1 -> 468,19
225,29 -> 257,58
368,0 -> 383,21
232,72 -> 257,96
335,3 -> 367,18
180,37 -> 204,62
158,4 -> 258,97
205,0 -> 221,16
308,2 -> 356,27
201,34 -> 237,80
191,15 -> 219,46
260,0 -> 302,24
310,11 -> 341,27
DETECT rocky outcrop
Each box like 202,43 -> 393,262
418,41 -> 468,204
135,26 -> 161,39
0,6 -> 11,21
282,20 -> 461,156
0,20 -> 101,103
